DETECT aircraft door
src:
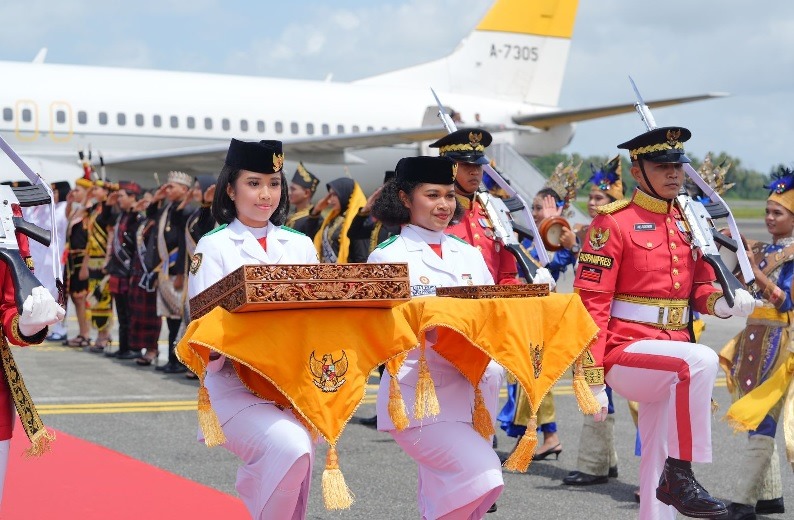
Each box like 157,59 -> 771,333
49,101 -> 73,142
14,100 -> 39,141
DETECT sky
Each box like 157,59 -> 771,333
1,0 -> 792,173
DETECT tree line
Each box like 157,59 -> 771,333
531,152 -> 785,200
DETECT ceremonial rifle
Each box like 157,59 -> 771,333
629,77 -> 752,307
431,89 -> 547,278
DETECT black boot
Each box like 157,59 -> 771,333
726,503 -> 756,520
755,497 -> 784,515
655,458 -> 728,518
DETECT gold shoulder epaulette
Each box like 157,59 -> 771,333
596,199 -> 630,215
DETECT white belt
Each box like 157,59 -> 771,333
610,299 -> 690,330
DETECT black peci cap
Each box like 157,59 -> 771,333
290,162 -> 320,193
225,139 -> 285,174
617,127 -> 692,163
395,156 -> 457,185
429,128 -> 492,165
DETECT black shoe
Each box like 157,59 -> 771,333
104,350 -> 118,358
533,443 -> 562,461
608,465 -> 618,478
486,503 -> 497,513
655,461 -> 727,518
162,362 -> 187,374
726,503 -> 756,520
116,350 -> 143,360
562,471 -> 608,486
756,497 -> 784,515
358,415 -> 377,427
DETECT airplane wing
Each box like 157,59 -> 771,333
512,93 -> 728,130
101,125 -> 506,172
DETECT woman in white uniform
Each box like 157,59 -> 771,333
187,139 -> 319,520
368,156 -> 505,520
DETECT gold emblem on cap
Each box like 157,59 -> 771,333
451,162 -> 458,182
297,162 -> 311,182
665,129 -> 681,146
273,153 -> 284,173
468,132 -> 482,147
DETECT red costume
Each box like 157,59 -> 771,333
447,196 -> 519,285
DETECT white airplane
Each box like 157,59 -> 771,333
0,0 -> 723,191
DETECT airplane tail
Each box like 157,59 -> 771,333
354,0 -> 579,108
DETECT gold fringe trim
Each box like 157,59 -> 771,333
388,375 -> 410,430
413,342 -> 440,420
504,415 -> 537,472
723,414 -> 754,434
321,446 -> 354,510
24,427 -> 56,458
572,358 -> 601,415
472,386 -> 495,439
711,398 -> 719,414
197,385 -> 226,447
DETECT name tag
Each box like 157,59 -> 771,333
634,223 -> 655,231
578,252 -> 613,269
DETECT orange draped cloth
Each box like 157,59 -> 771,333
178,293 -> 598,447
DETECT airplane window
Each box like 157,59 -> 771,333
2,108 -> 11,121
275,121 -> 283,133
257,121 -> 265,132
381,126 -> 388,131
56,110 -> 66,124
366,126 -> 374,132
187,116 -> 196,129
337,124 -> 345,134
222,119 -> 230,131
135,114 -> 144,127
22,109 -> 32,123
77,111 -> 87,124
352,125 -> 360,133
99,112 -> 108,125
290,122 -> 298,134
306,123 -> 315,135
170,116 -> 178,128
117,113 -> 126,126
204,117 -> 212,130
321,124 -> 329,135
240,120 -> 248,132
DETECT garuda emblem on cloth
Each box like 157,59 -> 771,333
589,226 -> 610,251
309,350 -> 349,392
531,343 -> 543,379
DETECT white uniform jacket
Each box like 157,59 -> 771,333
368,225 -> 504,430
188,218 -> 318,426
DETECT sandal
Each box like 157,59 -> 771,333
90,338 -> 110,353
136,350 -> 159,366
66,335 -> 91,348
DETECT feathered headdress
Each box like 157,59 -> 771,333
585,155 -> 623,201
544,159 -> 582,216
766,167 -> 794,214
686,153 -> 734,201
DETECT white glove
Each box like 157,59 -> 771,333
531,267 -> 556,291
713,289 -> 759,319
591,384 -> 609,422
18,287 -> 66,337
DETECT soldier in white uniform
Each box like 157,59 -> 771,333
368,156 -> 504,520
188,139 -> 318,520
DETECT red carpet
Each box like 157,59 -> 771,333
1,420 -> 248,519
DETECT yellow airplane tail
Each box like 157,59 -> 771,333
355,0 -> 579,107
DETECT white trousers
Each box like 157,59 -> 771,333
605,340 -> 718,520
392,421 -> 503,520
222,403 -> 314,520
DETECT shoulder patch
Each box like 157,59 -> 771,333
189,253 -> 202,275
596,199 -> 630,215
376,235 -> 399,249
202,223 -> 227,238
280,225 -> 306,236
445,234 -> 468,244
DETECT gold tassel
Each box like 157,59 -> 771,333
413,343 -> 440,420
388,375 -> 410,430
472,386 -> 495,439
197,385 -> 226,447
321,446 -> 355,510
504,414 -> 538,472
572,361 -> 601,415
24,427 -> 56,458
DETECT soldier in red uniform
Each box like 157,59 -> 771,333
429,128 -> 520,285
574,126 -> 757,519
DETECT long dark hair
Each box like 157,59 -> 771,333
212,165 -> 289,226
372,179 -> 463,227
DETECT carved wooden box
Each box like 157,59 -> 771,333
435,284 -> 550,299
190,263 -> 410,319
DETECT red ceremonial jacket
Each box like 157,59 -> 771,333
447,196 -> 519,285
573,189 -> 722,373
